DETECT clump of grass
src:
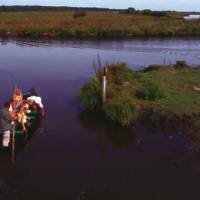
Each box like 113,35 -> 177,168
103,95 -> 138,126
107,63 -> 137,84
78,77 -> 101,111
19,29 -> 42,37
174,60 -> 189,69
144,64 -> 162,72
136,76 -> 168,101
107,83 -> 119,98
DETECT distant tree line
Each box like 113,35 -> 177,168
120,7 -> 200,17
0,5 -> 118,12
120,7 -> 169,17
0,5 -> 196,16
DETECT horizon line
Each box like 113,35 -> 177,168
0,5 -> 198,12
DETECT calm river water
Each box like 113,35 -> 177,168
0,38 -> 200,200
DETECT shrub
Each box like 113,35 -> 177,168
78,77 -> 101,111
103,95 -> 138,126
121,7 -> 137,15
19,29 -> 42,37
144,65 -> 162,72
73,10 -> 86,19
137,78 -> 168,101
158,29 -> 175,37
174,60 -> 189,69
108,63 -> 135,83
142,9 -> 168,17
107,83 -> 119,98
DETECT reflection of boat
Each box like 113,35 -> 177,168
0,88 -> 44,148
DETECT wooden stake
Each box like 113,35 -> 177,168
102,67 -> 107,104
11,123 -> 15,163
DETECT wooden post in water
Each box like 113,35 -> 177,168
11,123 -> 16,163
102,67 -> 107,104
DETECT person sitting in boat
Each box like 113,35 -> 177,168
13,89 -> 23,109
27,96 -> 44,116
0,102 -> 15,147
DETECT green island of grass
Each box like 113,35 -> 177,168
79,61 -> 200,133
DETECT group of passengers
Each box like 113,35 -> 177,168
0,89 -> 44,147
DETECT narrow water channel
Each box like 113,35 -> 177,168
0,38 -> 200,200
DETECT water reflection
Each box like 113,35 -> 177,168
78,111 -> 136,149
2,37 -> 200,51
142,113 -> 200,153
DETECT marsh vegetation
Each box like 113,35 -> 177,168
1,7 -> 200,38
79,62 -> 200,128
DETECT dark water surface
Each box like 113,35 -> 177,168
0,38 -> 200,200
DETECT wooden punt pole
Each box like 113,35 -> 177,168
11,122 -> 16,163
102,67 -> 107,104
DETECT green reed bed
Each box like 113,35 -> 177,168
1,10 -> 200,38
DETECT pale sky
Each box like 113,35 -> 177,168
0,0 -> 200,11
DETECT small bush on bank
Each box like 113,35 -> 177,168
19,29 -> 42,37
108,63 -> 136,83
142,9 -> 168,17
103,95 -> 138,126
137,78 -> 168,101
144,65 -> 162,72
73,10 -> 86,19
107,83 -> 119,98
174,60 -> 189,69
79,77 -> 101,111
120,7 -> 137,15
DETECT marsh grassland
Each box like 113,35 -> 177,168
1,10 -> 200,38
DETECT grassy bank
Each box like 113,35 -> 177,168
1,10 -> 200,38
79,62 -> 200,128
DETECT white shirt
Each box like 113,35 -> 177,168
27,96 -> 43,108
